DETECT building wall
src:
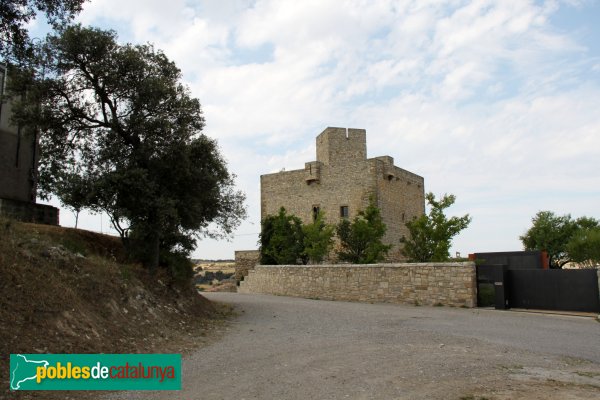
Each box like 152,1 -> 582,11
260,127 -> 425,261
234,250 -> 261,281
0,68 -> 58,225
372,157 -> 426,260
0,198 -> 59,225
238,262 -> 477,308
0,68 -> 38,203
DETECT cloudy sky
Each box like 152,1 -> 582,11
34,0 -> 600,260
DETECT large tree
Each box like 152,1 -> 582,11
401,193 -> 471,262
13,25 -> 246,271
521,211 -> 599,268
1,0 -> 86,62
336,200 -> 391,264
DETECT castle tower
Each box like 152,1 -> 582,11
260,126 -> 425,262
316,127 -> 366,166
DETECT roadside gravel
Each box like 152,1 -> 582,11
110,292 -> 600,400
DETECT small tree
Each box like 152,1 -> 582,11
302,211 -> 334,264
259,207 -> 305,265
520,211 -> 577,269
401,193 -> 471,262
54,169 -> 94,228
566,227 -> 600,268
336,200 -> 391,264
521,212 -> 600,268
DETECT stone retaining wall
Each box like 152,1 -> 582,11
239,262 -> 477,307
0,198 -> 59,225
234,250 -> 261,281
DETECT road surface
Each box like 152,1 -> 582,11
109,292 -> 600,399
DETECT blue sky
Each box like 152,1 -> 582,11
31,0 -> 600,260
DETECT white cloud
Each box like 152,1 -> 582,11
58,0 -> 600,259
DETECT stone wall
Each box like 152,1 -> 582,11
1,96 -> 38,203
234,250 -> 261,281
0,198 -> 59,225
239,262 -> 477,308
371,157 -> 425,261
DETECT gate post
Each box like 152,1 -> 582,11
597,268 -> 600,321
493,264 -> 509,310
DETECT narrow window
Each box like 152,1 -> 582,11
312,206 -> 320,221
340,206 -> 349,218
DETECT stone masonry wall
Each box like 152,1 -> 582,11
239,262 -> 477,308
1,99 -> 38,203
234,250 -> 261,281
0,198 -> 59,225
371,157 -> 425,261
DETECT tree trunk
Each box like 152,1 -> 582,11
145,230 -> 160,274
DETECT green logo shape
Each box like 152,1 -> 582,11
9,354 -> 181,391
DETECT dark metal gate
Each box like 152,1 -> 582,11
507,269 -> 600,312
473,251 -> 600,312
476,265 -> 600,312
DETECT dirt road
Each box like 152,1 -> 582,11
110,292 -> 600,400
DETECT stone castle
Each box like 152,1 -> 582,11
260,126 -> 425,261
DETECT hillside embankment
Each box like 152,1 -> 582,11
0,218 -> 229,400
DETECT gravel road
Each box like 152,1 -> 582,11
110,292 -> 600,400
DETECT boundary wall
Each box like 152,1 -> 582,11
234,250 -> 261,281
0,198 -> 59,225
238,262 -> 476,307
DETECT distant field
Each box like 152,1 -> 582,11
195,262 -> 235,273
194,262 -> 236,292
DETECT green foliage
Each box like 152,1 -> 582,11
520,211 -> 599,268
401,193 -> 471,262
14,26 -> 246,272
520,211 -> 575,268
302,211 -> 335,264
336,200 -> 391,264
159,250 -> 194,285
195,271 -> 233,285
259,208 -> 306,265
565,227 -> 600,268
54,168 -> 95,228
0,0 -> 86,62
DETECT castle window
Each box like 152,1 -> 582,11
340,206 -> 349,218
312,206 -> 320,221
